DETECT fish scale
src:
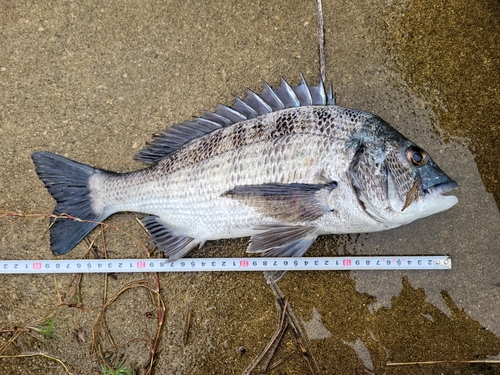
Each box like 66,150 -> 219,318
31,75 -> 458,279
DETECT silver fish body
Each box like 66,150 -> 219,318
32,76 -> 458,268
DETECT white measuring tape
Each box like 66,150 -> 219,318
0,256 -> 450,274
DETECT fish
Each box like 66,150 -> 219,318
32,74 -> 458,278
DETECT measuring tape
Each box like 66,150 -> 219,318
0,256 -> 450,274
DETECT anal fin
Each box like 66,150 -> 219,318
247,224 -> 317,255
248,224 -> 318,281
141,216 -> 202,261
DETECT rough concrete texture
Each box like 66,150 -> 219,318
0,0 -> 499,374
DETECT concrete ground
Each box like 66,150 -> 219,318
0,0 -> 499,374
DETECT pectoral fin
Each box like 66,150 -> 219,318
222,182 -> 337,223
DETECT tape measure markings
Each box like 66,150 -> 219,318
0,256 -> 451,274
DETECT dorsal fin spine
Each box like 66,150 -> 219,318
327,83 -> 336,105
231,96 -> 259,119
134,74 -> 337,164
215,104 -> 247,122
292,72 -> 313,106
201,110 -> 233,126
260,80 -> 285,111
274,77 -> 300,107
243,89 -> 273,115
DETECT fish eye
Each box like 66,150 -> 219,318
406,147 -> 427,166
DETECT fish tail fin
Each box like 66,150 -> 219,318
32,151 -> 111,255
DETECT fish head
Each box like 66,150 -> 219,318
348,116 -> 458,226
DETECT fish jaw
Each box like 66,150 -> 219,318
390,177 -> 458,221
419,180 -> 459,215
427,180 -> 459,199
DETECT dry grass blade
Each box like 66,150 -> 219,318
241,297 -> 289,375
90,274 -> 166,375
260,301 -> 289,372
183,305 -> 192,346
267,352 -> 294,371
0,210 -> 151,256
0,352 -> 74,375
315,0 -> 326,83
1,208 -> 164,374
0,331 -> 24,355
242,273 -> 321,375
387,359 -> 500,366
146,287 -> 166,375
266,274 -> 321,374
91,279 -> 150,353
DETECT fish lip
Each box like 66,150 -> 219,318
426,180 -> 458,198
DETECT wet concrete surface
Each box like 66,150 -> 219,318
0,0 -> 499,374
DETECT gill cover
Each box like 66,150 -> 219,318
349,117 -> 458,223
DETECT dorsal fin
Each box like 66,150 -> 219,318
135,74 -> 336,164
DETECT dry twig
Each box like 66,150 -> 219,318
387,359 -> 500,366
315,0 -> 326,83
242,273 -> 320,375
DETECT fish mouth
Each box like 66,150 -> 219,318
426,180 -> 459,199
